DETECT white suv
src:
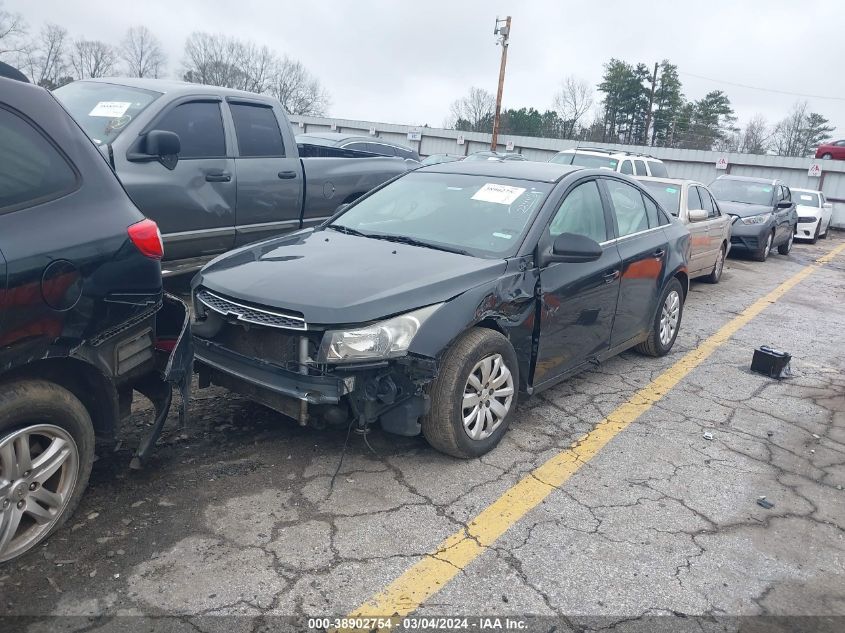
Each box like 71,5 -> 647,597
549,148 -> 669,177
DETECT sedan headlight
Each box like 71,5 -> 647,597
740,213 -> 772,225
318,303 -> 442,363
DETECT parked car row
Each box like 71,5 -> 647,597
0,62 -> 834,564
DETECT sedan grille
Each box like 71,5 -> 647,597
196,289 -> 307,331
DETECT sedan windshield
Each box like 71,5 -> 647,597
550,152 -> 618,170
54,81 -> 160,145
710,179 -> 773,205
329,172 -> 553,257
640,181 -> 681,216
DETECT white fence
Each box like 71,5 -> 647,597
290,115 -> 845,229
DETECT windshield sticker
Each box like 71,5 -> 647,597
88,101 -> 132,118
447,187 -> 463,191
472,183 -> 526,205
799,194 -> 814,201
665,187 -> 678,193
492,232 -> 513,239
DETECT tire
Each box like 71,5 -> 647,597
822,153 -> 832,160
635,278 -> 684,357
703,244 -> 726,284
810,223 -> 820,245
0,380 -> 95,564
777,230 -> 794,255
422,328 -> 519,458
752,231 -> 774,262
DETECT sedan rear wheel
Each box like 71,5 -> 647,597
0,381 -> 94,564
635,278 -> 685,357
703,244 -> 726,284
422,328 -> 518,458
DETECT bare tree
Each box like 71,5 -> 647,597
552,75 -> 594,139
20,23 -> 72,88
268,56 -> 330,115
69,39 -> 117,79
448,86 -> 495,132
771,101 -> 808,157
739,114 -> 771,154
120,26 -> 166,78
181,32 -> 330,113
0,1 -> 26,60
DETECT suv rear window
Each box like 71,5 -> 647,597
648,161 -> 668,177
0,106 -> 78,213
551,152 -> 619,170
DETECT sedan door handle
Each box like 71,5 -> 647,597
278,170 -> 297,179
205,171 -> 231,182
652,249 -> 666,259
603,270 -> 620,284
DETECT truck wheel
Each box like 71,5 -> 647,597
753,231 -> 773,262
777,231 -> 794,255
703,245 -> 726,284
810,223 -> 820,244
422,328 -> 518,458
0,381 -> 94,563
635,278 -> 684,358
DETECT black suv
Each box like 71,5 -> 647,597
0,65 -> 191,563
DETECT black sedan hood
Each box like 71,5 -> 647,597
716,201 -> 772,217
197,229 -> 507,325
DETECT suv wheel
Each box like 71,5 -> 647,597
635,278 -> 684,357
703,245 -> 726,284
422,328 -> 518,458
777,231 -> 794,255
0,381 -> 94,563
753,231 -> 774,262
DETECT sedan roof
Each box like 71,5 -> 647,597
419,160 -> 581,183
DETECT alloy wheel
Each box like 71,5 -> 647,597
714,248 -> 724,278
659,290 -> 681,347
462,353 -> 515,441
0,425 -> 79,562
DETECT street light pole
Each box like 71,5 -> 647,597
490,16 -> 511,152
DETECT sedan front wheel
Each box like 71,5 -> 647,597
422,328 -> 518,458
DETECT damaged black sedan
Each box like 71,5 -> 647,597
191,161 -> 690,458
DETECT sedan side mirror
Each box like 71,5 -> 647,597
145,130 -> 181,157
547,232 -> 602,264
823,202 -> 833,210
777,200 -> 793,209
688,209 -> 708,222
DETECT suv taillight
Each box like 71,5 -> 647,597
128,219 -> 164,259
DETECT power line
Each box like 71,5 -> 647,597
679,71 -> 845,102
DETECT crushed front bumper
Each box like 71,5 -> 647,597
194,332 -> 436,437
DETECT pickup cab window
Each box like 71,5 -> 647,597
230,103 -> 285,157
156,101 -> 226,159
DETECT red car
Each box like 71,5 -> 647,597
815,140 -> 845,160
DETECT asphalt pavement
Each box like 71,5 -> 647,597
2,234 -> 844,633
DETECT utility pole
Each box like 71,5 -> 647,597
490,16 -> 511,152
643,61 -> 658,146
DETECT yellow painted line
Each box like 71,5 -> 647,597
344,242 -> 845,630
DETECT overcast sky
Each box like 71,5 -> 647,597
7,0 -> 845,135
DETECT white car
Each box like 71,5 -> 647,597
792,188 -> 833,243
549,147 -> 669,177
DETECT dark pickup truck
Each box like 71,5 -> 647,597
54,79 -> 409,273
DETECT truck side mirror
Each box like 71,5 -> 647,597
145,130 -> 181,157
688,209 -> 708,222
